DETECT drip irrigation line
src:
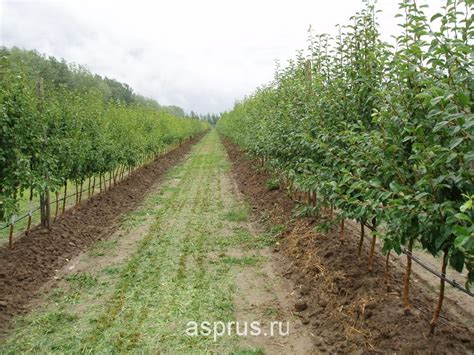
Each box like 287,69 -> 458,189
0,174 -> 120,231
0,142 -> 183,234
403,249 -> 473,297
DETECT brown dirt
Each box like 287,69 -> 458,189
222,137 -> 474,354
221,165 -> 316,353
0,134 -> 205,335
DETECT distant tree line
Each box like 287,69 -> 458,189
1,47 -> 189,116
189,111 -> 220,126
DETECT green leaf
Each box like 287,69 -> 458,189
449,137 -> 463,150
430,96 -> 444,106
454,213 -> 471,222
454,235 -> 470,249
453,225 -> 470,238
449,250 -> 465,273
415,192 -> 429,200
430,13 -> 443,22
460,199 -> 472,212
433,120 -> 449,132
389,181 -> 403,193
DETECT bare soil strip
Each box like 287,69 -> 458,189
221,164 -> 315,354
222,137 -> 474,354
0,134 -> 204,335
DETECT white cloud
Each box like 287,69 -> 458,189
0,0 -> 440,114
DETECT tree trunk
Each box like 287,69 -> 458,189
384,250 -> 391,291
75,183 -> 79,207
368,234 -> 377,271
79,180 -> 83,205
340,217 -> 345,240
26,188 -> 33,235
357,221 -> 365,257
429,249 -> 448,334
39,193 -> 46,228
9,223 -> 14,249
403,237 -> 415,315
62,182 -> 67,213
54,191 -> 59,221
37,78 -> 50,230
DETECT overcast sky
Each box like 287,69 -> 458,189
1,0 -> 438,114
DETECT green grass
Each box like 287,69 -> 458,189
221,255 -> 265,266
224,205 -> 249,222
88,239 -> 119,257
64,273 -> 98,289
231,349 -> 265,355
102,266 -> 121,276
1,131 -> 270,353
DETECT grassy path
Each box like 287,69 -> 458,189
1,131 -> 311,353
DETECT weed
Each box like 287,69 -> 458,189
103,266 -> 121,276
64,273 -> 98,288
265,178 -> 280,191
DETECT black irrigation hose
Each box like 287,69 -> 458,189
403,249 -> 473,297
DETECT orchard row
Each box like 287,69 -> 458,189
1,49 -> 209,225
218,0 -> 473,333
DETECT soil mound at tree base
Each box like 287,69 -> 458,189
222,137 -> 473,354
